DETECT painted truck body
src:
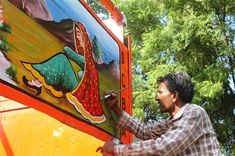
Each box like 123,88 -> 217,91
0,0 -> 132,155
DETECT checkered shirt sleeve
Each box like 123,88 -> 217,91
116,112 -> 171,140
114,105 -> 220,156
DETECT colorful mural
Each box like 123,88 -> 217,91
0,0 -> 132,142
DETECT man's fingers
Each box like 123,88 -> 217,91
96,146 -> 103,153
111,92 -> 117,97
105,90 -> 114,95
105,90 -> 118,98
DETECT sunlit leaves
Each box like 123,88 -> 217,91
196,81 -> 223,99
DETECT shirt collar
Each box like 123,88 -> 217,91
172,103 -> 189,120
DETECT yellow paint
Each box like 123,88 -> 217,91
0,97 -> 104,156
0,143 -> 5,156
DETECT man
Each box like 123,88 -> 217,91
97,72 -> 221,155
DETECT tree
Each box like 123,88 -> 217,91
116,0 -> 235,154
92,35 -> 102,63
87,0 -> 110,20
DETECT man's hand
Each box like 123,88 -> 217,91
104,91 -> 122,117
96,141 -> 116,156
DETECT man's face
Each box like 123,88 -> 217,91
155,81 -> 175,113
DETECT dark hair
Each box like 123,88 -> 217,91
157,72 -> 194,103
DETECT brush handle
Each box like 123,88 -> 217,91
100,85 -> 133,100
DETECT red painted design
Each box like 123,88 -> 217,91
73,23 -> 103,116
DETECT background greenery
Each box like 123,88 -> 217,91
89,0 -> 235,154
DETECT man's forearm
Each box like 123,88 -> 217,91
112,106 -> 123,117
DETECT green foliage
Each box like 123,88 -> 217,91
118,0 -> 163,42
147,64 -> 187,87
5,64 -> 17,81
92,36 -> 102,62
0,23 -> 11,33
87,0 -> 109,20
196,81 -> 223,99
117,0 -> 235,153
0,22 -> 11,52
0,39 -> 10,52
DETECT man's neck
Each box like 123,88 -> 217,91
170,106 -> 181,117
170,102 -> 185,117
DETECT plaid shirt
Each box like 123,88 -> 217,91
114,104 -> 221,156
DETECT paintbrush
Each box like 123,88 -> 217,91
100,84 -> 133,100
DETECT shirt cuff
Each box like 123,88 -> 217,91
114,144 -> 126,156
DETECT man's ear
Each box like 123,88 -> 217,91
172,91 -> 179,103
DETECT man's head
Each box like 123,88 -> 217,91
155,72 -> 194,114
